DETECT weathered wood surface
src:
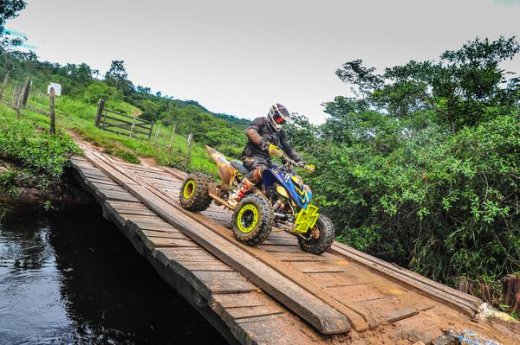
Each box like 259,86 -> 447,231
70,146 -> 518,345
80,149 -> 351,335
71,155 -> 327,345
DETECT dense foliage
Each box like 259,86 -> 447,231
288,37 -> 520,288
0,107 -> 80,194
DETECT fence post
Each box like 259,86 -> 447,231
168,124 -> 177,150
14,87 -> 22,119
95,99 -> 105,127
0,70 -> 10,101
502,275 -> 520,312
21,76 -> 31,108
11,81 -> 19,108
458,277 -> 472,294
184,133 -> 193,169
49,87 -> 56,135
148,122 -> 154,139
154,124 -> 162,147
129,117 -> 136,137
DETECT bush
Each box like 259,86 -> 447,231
0,107 -> 80,191
312,114 -> 519,283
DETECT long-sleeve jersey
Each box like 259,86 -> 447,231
241,117 -> 300,162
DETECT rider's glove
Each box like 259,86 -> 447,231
259,138 -> 269,151
268,144 -> 284,157
295,160 -> 305,167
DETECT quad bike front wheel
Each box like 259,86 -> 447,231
298,214 -> 335,255
232,194 -> 274,245
179,173 -> 212,212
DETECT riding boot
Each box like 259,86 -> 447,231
228,178 -> 254,207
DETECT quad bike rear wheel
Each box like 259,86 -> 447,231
179,173 -> 212,212
298,214 -> 335,255
232,194 -> 274,245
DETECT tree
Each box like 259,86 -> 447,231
311,37 -> 520,291
104,60 -> 133,95
0,0 -> 26,33
336,59 -> 382,100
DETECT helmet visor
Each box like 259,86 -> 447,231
273,113 -> 286,124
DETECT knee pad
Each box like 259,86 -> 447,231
247,166 -> 266,184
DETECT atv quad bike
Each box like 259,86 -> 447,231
179,145 -> 335,255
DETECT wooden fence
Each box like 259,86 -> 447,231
94,99 -> 153,139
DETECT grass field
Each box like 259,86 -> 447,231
7,84 -> 220,177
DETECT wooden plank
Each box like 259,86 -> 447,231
225,305 -> 285,319
130,220 -> 178,232
175,261 -> 234,272
149,237 -> 197,248
233,314 -> 322,345
118,209 -> 157,216
89,179 -> 120,187
96,184 -> 127,192
257,245 -> 304,253
212,292 -> 275,309
271,252 -> 337,262
141,229 -> 188,238
160,247 -> 222,262
331,243 -> 481,316
101,190 -> 139,202
327,284 -> 387,303
307,272 -> 372,288
193,271 -> 258,294
352,293 -> 434,324
289,261 -> 346,274
141,172 -> 178,182
123,214 -> 168,223
119,163 -> 164,173
107,200 -> 150,209
161,166 -> 187,180
82,169 -> 108,179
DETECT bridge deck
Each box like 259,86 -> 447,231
69,143 -> 516,345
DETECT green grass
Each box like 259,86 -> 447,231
22,87 -> 219,177
0,104 -> 81,194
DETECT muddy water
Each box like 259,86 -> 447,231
0,205 -> 228,345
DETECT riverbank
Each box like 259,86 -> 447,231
0,105 -> 90,208
0,156 -> 92,207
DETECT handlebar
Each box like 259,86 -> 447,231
268,144 -> 315,173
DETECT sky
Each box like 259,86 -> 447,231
7,0 -> 520,124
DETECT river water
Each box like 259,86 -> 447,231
0,204 -> 228,345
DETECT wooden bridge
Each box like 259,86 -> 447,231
70,143 -> 516,345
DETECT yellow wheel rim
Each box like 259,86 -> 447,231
183,180 -> 196,199
236,204 -> 259,234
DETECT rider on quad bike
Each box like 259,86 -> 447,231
179,103 -> 335,254
228,103 -> 304,207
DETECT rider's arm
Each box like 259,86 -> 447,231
245,117 -> 266,149
279,130 -> 301,161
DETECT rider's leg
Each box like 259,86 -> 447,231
229,157 -> 268,206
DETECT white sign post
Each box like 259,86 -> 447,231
47,83 -> 62,96
47,83 -> 61,135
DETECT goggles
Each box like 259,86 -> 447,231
273,113 -> 286,124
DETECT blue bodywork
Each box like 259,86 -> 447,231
262,164 -> 313,209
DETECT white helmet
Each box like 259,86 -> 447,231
267,103 -> 290,131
